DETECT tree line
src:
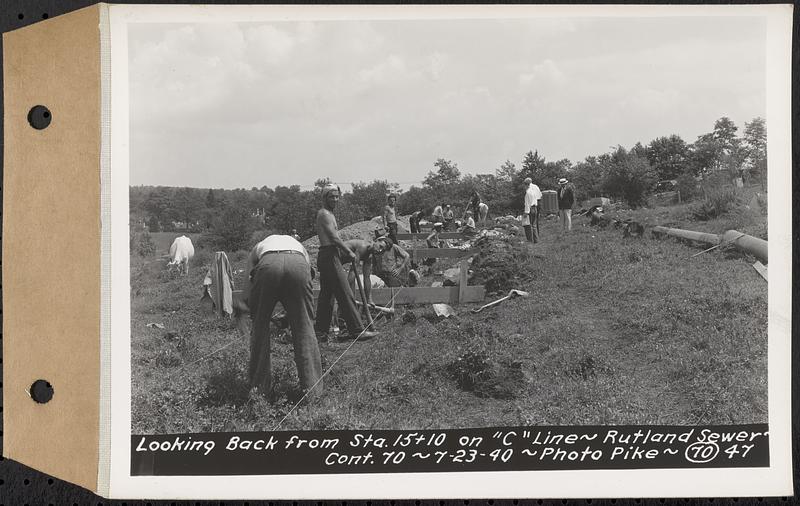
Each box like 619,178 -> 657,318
131,115 -> 766,251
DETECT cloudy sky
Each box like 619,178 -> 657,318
128,15 -> 766,190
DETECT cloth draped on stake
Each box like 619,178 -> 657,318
203,251 -> 234,317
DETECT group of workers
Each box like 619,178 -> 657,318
245,178 -> 575,401
246,183 -> 417,400
523,176 -> 576,243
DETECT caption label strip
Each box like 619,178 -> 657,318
132,424 -> 768,475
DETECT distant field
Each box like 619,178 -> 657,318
130,190 -> 768,434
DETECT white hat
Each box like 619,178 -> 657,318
434,222 -> 443,228
558,178 -> 568,184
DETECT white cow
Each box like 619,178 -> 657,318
168,235 -> 195,275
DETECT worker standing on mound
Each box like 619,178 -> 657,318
382,194 -> 399,244
315,184 -> 378,343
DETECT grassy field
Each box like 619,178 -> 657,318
131,189 -> 768,434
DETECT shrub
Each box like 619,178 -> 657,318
675,173 -> 699,201
147,216 -> 161,232
692,187 -> 739,220
137,231 -> 156,257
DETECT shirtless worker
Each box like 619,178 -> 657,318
372,236 -> 411,287
315,184 -> 378,342
382,194 -> 399,244
341,238 -> 389,307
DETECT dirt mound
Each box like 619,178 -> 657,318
470,236 -> 532,295
447,350 -> 525,400
303,215 -> 410,259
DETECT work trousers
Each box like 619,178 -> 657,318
315,246 -> 364,336
387,222 -> 398,244
560,209 -> 572,232
409,218 -> 419,234
249,252 -> 322,399
524,207 -> 539,243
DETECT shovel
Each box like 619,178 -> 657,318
471,289 -> 530,314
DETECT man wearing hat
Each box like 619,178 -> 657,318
315,184 -> 378,342
523,177 -> 542,243
557,177 -> 575,233
382,194 -> 399,245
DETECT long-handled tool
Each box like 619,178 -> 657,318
354,300 -> 395,315
471,289 -> 530,313
351,259 -> 375,328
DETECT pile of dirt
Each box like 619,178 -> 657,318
446,350 -> 525,400
303,215 -> 410,259
470,236 -> 532,295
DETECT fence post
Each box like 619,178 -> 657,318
458,259 -> 468,304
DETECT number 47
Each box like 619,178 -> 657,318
724,444 -> 754,458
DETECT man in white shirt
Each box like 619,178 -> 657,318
523,177 -> 543,243
247,234 -> 322,400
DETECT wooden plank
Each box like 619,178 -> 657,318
312,286 -> 485,305
411,248 -> 477,260
752,261 -> 768,281
458,259 -> 468,303
396,232 -> 465,240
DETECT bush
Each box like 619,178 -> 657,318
692,187 -> 739,221
137,231 -> 156,257
675,174 -> 699,201
147,216 -> 161,232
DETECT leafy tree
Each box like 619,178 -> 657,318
349,180 -> 399,219
742,117 -> 767,188
172,187 -> 201,229
647,135 -> 690,180
143,187 -> 175,223
690,133 -> 722,175
570,156 -> 607,202
495,160 -> 517,182
423,158 -> 461,192
200,204 -> 260,252
397,186 -> 433,215
712,116 -> 740,153
602,147 -> 657,208
521,150 -> 546,184
205,189 -> 218,208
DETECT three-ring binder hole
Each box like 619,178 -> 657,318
17,13 -> 24,20
28,105 -> 52,130
42,13 -> 49,19
30,379 -> 54,403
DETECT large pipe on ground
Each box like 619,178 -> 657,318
651,226 -> 767,264
721,230 -> 768,264
651,226 -> 720,245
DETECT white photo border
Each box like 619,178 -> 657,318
106,3 -> 793,499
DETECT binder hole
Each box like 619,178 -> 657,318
42,13 -> 49,19
18,13 -> 24,20
24,479 -> 30,485
30,379 -> 54,403
28,105 -> 52,130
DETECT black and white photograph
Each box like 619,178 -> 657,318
107,4 -> 792,499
